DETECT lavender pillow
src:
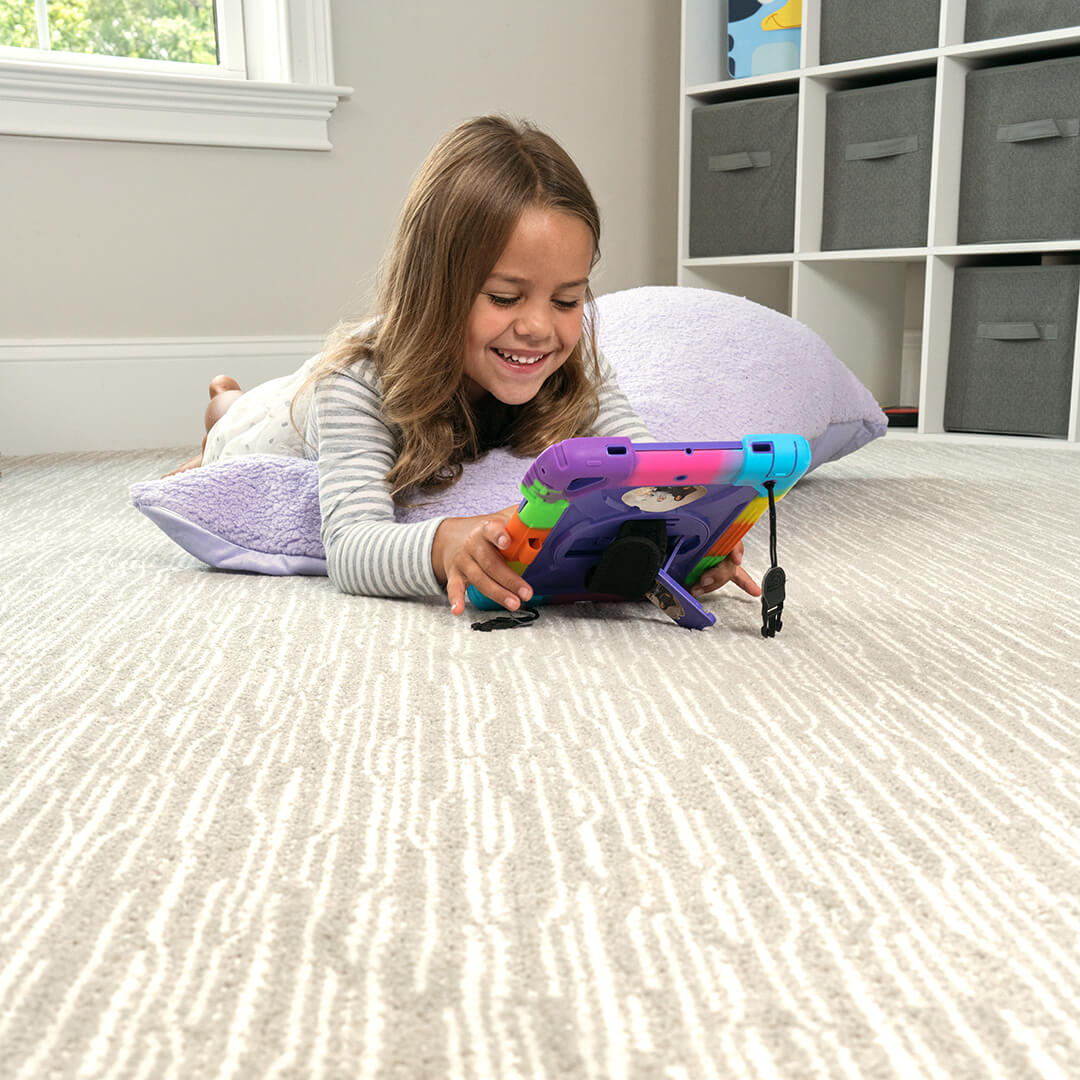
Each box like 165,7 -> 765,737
131,451 -> 527,575
132,287 -> 885,574
132,456 -> 328,575
596,286 -> 886,466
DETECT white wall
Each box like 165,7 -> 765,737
0,0 -> 681,454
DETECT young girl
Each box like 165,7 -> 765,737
174,115 -> 760,615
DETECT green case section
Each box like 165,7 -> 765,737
686,554 -> 726,587
519,480 -> 569,530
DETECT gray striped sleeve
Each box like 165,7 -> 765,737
308,363 -> 445,598
306,348 -> 650,598
590,349 -> 654,441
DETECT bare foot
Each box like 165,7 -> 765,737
205,376 -> 244,434
161,374 -> 244,477
209,374 -> 242,397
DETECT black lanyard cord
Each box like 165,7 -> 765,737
760,481 -> 786,639
767,480 -> 778,568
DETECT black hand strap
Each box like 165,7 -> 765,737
471,606 -> 540,632
584,519 -> 667,598
760,481 -> 786,639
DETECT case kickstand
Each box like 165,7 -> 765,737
645,538 -> 717,630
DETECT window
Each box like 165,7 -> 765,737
0,1 -> 244,73
0,0 -> 351,149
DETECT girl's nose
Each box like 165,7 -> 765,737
514,302 -> 552,341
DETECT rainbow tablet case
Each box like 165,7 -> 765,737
467,434 -> 811,630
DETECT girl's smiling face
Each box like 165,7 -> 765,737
463,206 -> 594,406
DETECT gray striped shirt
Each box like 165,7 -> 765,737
305,351 -> 651,597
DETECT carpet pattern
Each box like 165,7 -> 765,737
2,438 -> 1079,1078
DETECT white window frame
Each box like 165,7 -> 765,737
0,0 -> 352,150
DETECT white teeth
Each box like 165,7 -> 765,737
495,348 -> 544,365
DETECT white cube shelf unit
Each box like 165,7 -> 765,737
678,0 -> 1080,443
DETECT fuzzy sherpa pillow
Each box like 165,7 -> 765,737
130,450 -> 529,575
132,286 -> 886,574
598,286 -> 886,462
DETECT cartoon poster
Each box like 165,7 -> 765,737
727,0 -> 802,79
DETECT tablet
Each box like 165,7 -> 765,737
467,434 -> 811,630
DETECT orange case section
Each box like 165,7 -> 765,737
705,496 -> 767,558
504,515 -> 551,569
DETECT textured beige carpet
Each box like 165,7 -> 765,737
2,437 -> 1080,1079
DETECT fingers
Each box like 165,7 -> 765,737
690,543 -> 762,600
482,517 -> 511,550
446,570 -> 471,617
730,566 -> 762,598
446,517 -> 533,615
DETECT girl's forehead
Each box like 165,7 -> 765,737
489,207 -> 594,281
488,270 -> 589,289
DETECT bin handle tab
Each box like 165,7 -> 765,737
996,118 -> 1080,143
845,135 -> 919,161
977,321 -> 1058,341
708,150 -> 772,171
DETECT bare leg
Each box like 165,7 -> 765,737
163,375 -> 244,476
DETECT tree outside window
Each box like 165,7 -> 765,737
0,0 -> 218,66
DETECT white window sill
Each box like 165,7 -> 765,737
0,56 -> 353,150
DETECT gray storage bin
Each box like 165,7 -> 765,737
945,265 -> 1079,437
820,0 -> 940,64
689,95 -> 798,257
958,56 -> 1080,243
965,0 -> 1080,42
821,77 -> 936,250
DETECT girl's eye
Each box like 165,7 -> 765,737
486,293 -> 581,310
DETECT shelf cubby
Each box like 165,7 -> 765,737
678,0 -> 1080,445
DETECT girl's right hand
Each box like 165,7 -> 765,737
432,508 -> 533,616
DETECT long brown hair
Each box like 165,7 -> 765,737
300,115 -> 603,503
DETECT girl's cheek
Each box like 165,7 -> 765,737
561,311 -> 584,341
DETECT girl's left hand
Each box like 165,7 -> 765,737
689,541 -> 761,600
432,505 -> 529,616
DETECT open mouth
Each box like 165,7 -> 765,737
492,347 -> 547,367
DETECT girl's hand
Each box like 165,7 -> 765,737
432,506 -> 532,616
689,541 -> 761,600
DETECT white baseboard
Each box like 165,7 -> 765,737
0,336 -> 325,456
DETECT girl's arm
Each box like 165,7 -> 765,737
309,364 -> 447,597
309,363 -> 534,612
